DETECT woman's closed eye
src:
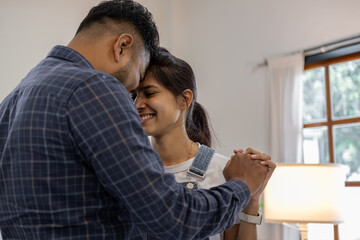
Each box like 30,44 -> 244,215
145,92 -> 156,97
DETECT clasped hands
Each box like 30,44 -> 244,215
223,148 -> 276,203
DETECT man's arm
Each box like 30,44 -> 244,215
67,75 -> 253,239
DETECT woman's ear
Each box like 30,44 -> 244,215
179,89 -> 194,110
113,33 -> 134,62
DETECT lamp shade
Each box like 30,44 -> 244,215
264,164 -> 346,224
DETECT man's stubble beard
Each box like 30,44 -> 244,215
112,61 -> 132,90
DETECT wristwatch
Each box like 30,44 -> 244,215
238,211 -> 262,225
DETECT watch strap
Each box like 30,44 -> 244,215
238,211 -> 262,225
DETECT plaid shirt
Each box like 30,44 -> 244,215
0,46 -> 250,239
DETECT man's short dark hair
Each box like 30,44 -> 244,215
76,0 -> 159,57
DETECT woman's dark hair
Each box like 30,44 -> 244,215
76,0 -> 159,58
148,48 -> 212,147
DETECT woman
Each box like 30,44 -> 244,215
132,48 -> 275,240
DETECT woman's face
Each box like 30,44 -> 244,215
133,74 -> 183,137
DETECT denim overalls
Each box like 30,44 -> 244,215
147,145 -> 216,240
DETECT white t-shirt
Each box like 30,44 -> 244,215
164,146 -> 238,240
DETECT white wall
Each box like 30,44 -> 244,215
1,1 -> 360,239
168,0 -> 360,156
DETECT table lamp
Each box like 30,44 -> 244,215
264,164 -> 346,240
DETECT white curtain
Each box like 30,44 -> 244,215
269,53 -> 304,164
268,53 -> 304,240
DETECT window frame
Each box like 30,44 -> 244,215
304,51 -> 360,240
304,52 -> 360,187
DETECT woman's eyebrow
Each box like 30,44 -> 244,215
138,85 -> 159,91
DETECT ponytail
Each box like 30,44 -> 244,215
186,102 -> 212,148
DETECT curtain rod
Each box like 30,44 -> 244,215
254,34 -> 360,69
303,34 -> 360,56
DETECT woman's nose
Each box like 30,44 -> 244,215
135,95 -> 145,110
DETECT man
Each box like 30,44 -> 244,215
0,0 -> 268,239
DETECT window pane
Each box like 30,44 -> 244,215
303,67 -> 327,124
333,123 -> 360,181
339,187 -> 360,240
330,59 -> 360,119
303,126 -> 329,164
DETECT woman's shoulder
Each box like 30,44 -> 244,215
211,152 -> 229,169
198,145 -> 229,168
195,146 -> 229,188
212,151 -> 229,163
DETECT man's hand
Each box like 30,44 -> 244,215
234,148 -> 276,201
223,152 -> 268,196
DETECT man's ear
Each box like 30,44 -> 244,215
180,89 -> 194,110
113,34 -> 134,62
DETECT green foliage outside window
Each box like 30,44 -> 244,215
330,60 -> 360,119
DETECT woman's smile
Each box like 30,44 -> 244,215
140,113 -> 155,124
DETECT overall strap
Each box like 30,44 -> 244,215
187,145 -> 215,179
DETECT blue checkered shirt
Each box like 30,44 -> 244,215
0,45 -> 250,239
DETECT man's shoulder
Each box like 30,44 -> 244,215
41,54 -> 117,88
23,54 -> 124,105
29,45 -> 123,96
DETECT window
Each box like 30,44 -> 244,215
303,51 -> 360,240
